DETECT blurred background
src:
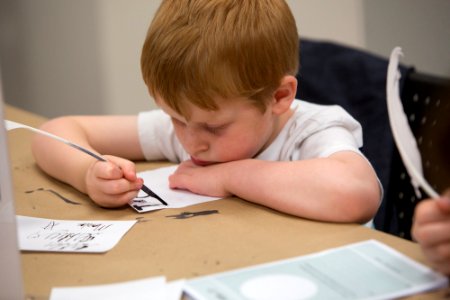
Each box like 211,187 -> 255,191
1,0 -> 449,118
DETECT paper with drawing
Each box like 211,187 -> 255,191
129,165 -> 221,213
17,215 -> 136,253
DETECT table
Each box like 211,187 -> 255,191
5,104 -> 449,299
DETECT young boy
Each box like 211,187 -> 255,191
31,0 -> 380,223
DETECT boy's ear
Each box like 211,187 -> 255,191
271,75 -> 297,115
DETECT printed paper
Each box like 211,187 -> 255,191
184,240 -> 448,300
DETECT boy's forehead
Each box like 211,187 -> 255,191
156,94 -> 256,124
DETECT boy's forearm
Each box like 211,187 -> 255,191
32,135 -> 95,193
31,118 -> 97,193
223,154 -> 380,223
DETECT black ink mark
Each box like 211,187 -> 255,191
133,195 -> 151,199
139,185 -> 168,206
27,232 -> 40,239
132,199 -> 147,203
45,242 -> 90,251
166,210 -> 219,219
43,221 -> 58,230
132,203 -> 163,211
78,223 -> 112,231
24,293 -> 38,300
135,217 -> 150,223
25,188 -> 81,205
45,231 -> 97,243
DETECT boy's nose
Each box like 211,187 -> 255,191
184,129 -> 209,155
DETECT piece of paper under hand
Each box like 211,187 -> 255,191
386,47 -> 439,198
129,165 -> 221,213
17,215 -> 136,253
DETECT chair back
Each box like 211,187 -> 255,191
296,39 -> 449,239
384,71 -> 450,239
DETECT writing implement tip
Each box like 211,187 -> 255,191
141,184 -> 168,206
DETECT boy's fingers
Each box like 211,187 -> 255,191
168,173 -> 188,190
104,156 -> 138,181
92,160 -> 123,179
97,177 -> 142,196
122,167 -> 138,181
95,190 -> 140,208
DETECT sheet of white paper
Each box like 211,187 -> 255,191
166,279 -> 186,300
50,276 -> 166,300
50,277 -> 185,300
184,240 -> 448,300
386,47 -> 439,198
129,165 -> 221,213
17,215 -> 136,253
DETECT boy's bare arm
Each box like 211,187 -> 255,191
169,151 -> 381,223
31,115 -> 146,206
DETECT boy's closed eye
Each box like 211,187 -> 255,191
203,123 -> 228,135
171,116 -> 228,135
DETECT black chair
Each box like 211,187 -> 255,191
296,38 -> 450,239
383,72 -> 450,239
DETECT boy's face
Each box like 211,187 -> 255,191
156,96 -> 283,166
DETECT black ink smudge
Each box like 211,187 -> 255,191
25,188 -> 81,205
135,216 -> 150,223
132,203 -> 163,211
165,210 -> 219,219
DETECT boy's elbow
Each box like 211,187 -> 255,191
343,178 -> 381,224
332,153 -> 382,224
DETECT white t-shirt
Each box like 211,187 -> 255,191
138,99 -> 363,162
138,100 -> 378,228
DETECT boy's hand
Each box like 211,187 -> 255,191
412,190 -> 450,275
84,155 -> 143,208
169,160 -> 232,198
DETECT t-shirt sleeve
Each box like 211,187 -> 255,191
298,125 -> 363,160
137,110 -> 186,163
288,104 -> 364,160
290,104 -> 383,205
